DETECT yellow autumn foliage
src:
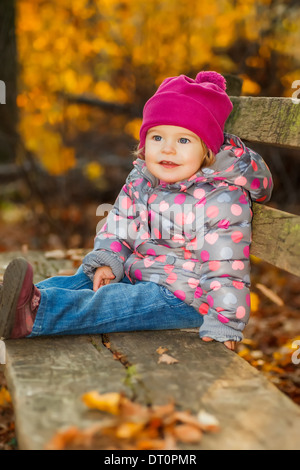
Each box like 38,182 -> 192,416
16,0 -> 300,175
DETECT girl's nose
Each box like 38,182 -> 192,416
162,140 -> 176,154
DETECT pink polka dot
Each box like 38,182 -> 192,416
232,260 -> 245,270
188,278 -> 199,289
251,160 -> 258,171
225,164 -> 235,172
147,249 -> 156,256
210,280 -> 221,291
135,269 -> 142,281
218,313 -> 229,323
194,188 -> 206,199
207,295 -> 214,307
174,194 -> 186,204
239,194 -> 248,204
206,206 -> 219,218
246,293 -> 251,307
148,194 -> 157,204
200,250 -> 210,262
251,178 -> 260,190
186,212 -> 195,224
233,281 -> 244,290
234,148 -> 244,157
263,177 -> 268,189
231,204 -> 243,216
231,231 -> 243,243
199,303 -> 209,315
174,290 -> 186,301
164,264 -> 174,274
159,201 -> 169,212
144,258 -> 155,268
141,232 -> 150,240
208,260 -> 221,271
243,246 -> 250,258
134,177 -> 143,186
110,241 -> 122,252
236,306 -> 246,319
234,176 -> 247,186
156,255 -> 166,263
166,272 -> 177,284
218,219 -> 230,229
153,228 -> 161,239
121,196 -> 132,210
205,233 -> 219,245
183,261 -> 195,271
194,287 -> 203,298
200,250 -> 209,262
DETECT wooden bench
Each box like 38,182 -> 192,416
2,92 -> 300,450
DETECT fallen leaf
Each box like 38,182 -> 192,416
81,391 -> 123,415
156,346 -> 168,355
172,424 -> 202,443
0,387 -> 12,407
157,353 -> 179,365
115,421 -> 145,439
113,351 -> 125,361
197,410 -> 220,432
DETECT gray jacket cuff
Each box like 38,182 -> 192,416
199,315 -> 243,342
82,250 -> 124,282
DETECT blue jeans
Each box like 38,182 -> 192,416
28,265 -> 203,337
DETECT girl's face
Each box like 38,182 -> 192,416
144,125 -> 206,184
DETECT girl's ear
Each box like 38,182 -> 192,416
200,144 -> 215,170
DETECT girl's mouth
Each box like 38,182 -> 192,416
159,161 -> 180,169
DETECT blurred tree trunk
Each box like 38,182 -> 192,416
0,0 -> 17,162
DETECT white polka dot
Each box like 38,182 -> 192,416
220,247 -> 233,259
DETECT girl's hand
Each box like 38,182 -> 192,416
93,266 -> 115,292
201,336 -> 236,351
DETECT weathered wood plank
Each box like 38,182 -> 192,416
4,335 -> 128,450
5,330 -> 300,450
107,330 -> 300,450
226,97 -> 300,149
251,203 -> 300,276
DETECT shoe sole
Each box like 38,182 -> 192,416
0,258 -> 32,339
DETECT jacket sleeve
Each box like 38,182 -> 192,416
197,188 -> 253,342
82,172 -> 138,282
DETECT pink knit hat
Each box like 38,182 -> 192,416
139,71 -> 233,155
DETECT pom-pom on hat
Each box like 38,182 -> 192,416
139,71 -> 233,155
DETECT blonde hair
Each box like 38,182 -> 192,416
133,139 -> 215,171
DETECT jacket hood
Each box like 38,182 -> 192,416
134,133 -> 273,203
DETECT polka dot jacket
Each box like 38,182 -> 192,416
82,133 -> 273,342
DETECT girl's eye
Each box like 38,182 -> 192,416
179,137 -> 190,144
153,135 -> 162,141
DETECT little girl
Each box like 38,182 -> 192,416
0,71 -> 273,350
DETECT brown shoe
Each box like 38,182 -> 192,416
0,258 -> 41,339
